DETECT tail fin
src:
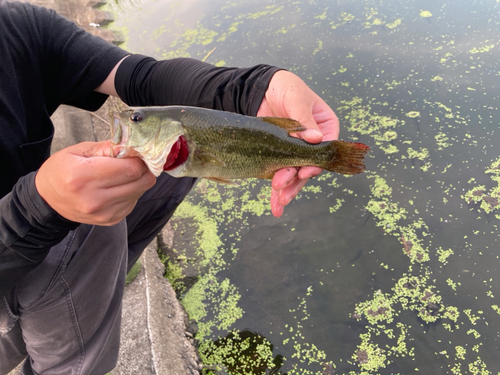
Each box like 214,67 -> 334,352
326,141 -> 370,175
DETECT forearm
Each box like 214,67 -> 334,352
114,55 -> 282,116
0,172 -> 79,297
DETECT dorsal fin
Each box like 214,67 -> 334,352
258,117 -> 307,134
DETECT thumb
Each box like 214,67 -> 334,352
288,107 -> 323,144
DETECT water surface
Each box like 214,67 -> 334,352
110,0 -> 500,373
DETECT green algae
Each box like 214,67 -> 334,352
217,21 -> 243,42
463,156 -> 500,215
437,247 -> 454,264
125,260 -> 141,285
469,42 -> 496,54
163,253 -> 185,292
435,132 -> 451,150
279,287 -> 332,373
405,111 -> 420,118
329,198 -> 344,213
245,5 -> 283,19
202,330 -> 280,375
355,289 -> 394,325
330,12 -> 355,29
352,332 -> 387,372
166,180 -> 283,370
164,26 -> 219,59
386,18 -> 402,29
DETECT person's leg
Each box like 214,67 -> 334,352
0,174 -> 196,374
16,222 -> 127,375
0,291 -> 27,374
126,175 -> 197,271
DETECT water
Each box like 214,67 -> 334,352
109,0 -> 500,373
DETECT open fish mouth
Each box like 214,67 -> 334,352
110,109 -> 186,176
163,135 -> 189,171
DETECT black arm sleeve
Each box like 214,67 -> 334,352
0,173 -> 79,297
115,55 -> 282,116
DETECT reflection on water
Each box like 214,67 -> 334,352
110,0 -> 500,373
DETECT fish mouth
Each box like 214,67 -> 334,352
111,111 -> 129,149
163,135 -> 189,171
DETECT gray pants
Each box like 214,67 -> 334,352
0,174 -> 196,375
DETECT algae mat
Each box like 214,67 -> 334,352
110,0 -> 500,373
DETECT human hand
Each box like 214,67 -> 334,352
35,140 -> 156,226
257,70 -> 340,217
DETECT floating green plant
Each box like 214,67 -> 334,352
463,156 -> 500,215
405,111 -> 420,118
386,18 -> 402,29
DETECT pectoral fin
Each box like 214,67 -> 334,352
259,117 -> 307,134
194,151 -> 226,167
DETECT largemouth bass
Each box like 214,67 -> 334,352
110,106 -> 369,183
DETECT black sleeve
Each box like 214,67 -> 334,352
115,54 -> 282,116
0,173 -> 79,297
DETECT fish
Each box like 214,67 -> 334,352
110,106 -> 370,183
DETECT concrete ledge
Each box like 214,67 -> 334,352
113,241 -> 202,375
143,242 -> 202,374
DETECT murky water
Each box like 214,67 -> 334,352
110,0 -> 500,373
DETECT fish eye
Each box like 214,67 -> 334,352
130,111 -> 144,123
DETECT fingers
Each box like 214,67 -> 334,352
298,166 -> 322,180
70,141 -> 153,189
35,141 -> 156,225
308,98 -> 340,139
260,70 -> 340,217
271,176 -> 309,218
80,156 -> 154,190
272,168 -> 298,190
270,166 -> 322,218
271,166 -> 322,193
270,188 -> 284,218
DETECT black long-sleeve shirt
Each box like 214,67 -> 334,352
0,0 -> 279,297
